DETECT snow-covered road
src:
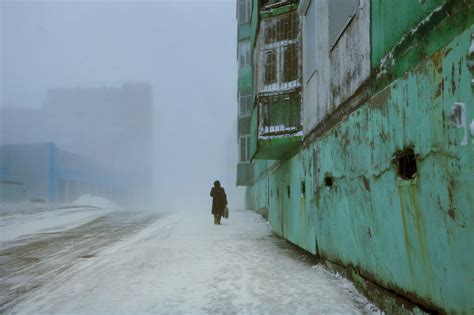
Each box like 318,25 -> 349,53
2,207 -> 378,314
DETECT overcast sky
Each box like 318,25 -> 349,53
0,0 -> 244,211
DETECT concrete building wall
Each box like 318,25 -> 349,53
0,143 -> 52,201
0,83 -> 154,206
301,0 -> 371,135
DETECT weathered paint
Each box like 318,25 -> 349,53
237,0 -> 473,311
246,27 -> 474,313
302,0 -> 371,135
371,0 -> 446,67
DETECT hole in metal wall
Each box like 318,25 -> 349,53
300,181 -> 305,197
287,185 -> 291,199
324,175 -> 334,188
393,148 -> 417,180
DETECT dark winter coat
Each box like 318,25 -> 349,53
210,187 -> 227,215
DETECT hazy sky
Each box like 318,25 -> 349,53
1,0 -> 244,211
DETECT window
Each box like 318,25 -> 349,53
283,43 -> 298,82
259,12 -> 301,93
239,41 -> 251,69
239,136 -> 251,162
303,0 -> 316,82
239,88 -> 253,117
264,51 -> 277,85
237,0 -> 252,25
328,0 -> 358,50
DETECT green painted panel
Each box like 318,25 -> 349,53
238,68 -> 253,89
254,135 -> 302,160
238,23 -> 250,41
249,103 -> 258,160
238,116 -> 251,136
237,162 -> 254,186
371,0 -> 446,67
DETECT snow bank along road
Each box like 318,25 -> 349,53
1,206 -> 379,314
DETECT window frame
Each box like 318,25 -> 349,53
239,135 -> 251,162
258,12 -> 301,93
237,0 -> 252,25
238,40 -> 251,70
238,87 -> 253,117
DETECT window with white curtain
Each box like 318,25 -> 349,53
239,41 -> 251,69
239,88 -> 252,117
237,0 -> 252,25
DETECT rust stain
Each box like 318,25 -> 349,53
379,124 -> 388,141
362,176 -> 371,192
435,78 -> 444,97
451,63 -> 456,94
399,190 -> 415,281
369,86 -> 390,110
443,47 -> 453,57
432,50 -> 443,72
447,208 -> 456,220
409,186 -> 434,294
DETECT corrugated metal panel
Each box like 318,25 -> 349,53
328,0 -> 358,50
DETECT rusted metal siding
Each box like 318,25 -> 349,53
239,0 -> 473,311
247,27 -> 474,313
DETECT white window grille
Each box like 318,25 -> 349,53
258,11 -> 301,94
239,88 -> 253,117
239,136 -> 251,162
239,41 -> 251,69
237,0 -> 252,25
261,0 -> 293,10
328,0 -> 358,50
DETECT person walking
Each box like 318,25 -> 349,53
210,180 -> 227,225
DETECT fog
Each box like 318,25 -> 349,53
0,0 -> 244,211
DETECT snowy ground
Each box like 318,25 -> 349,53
1,205 -> 379,314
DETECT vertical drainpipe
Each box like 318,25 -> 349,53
49,142 -> 58,202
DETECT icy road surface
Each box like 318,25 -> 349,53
2,208 -> 378,314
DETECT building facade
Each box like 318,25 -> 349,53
236,0 -> 474,312
1,83 -> 153,206
0,143 -> 126,203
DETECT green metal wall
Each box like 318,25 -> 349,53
371,0 -> 446,67
246,25 -> 474,313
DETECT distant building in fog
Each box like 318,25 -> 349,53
0,142 -> 127,203
0,83 -> 154,206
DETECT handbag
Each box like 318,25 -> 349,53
223,206 -> 229,219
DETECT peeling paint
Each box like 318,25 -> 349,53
450,102 -> 468,145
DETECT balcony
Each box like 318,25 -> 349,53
249,8 -> 303,160
250,91 -> 302,160
236,162 -> 254,186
